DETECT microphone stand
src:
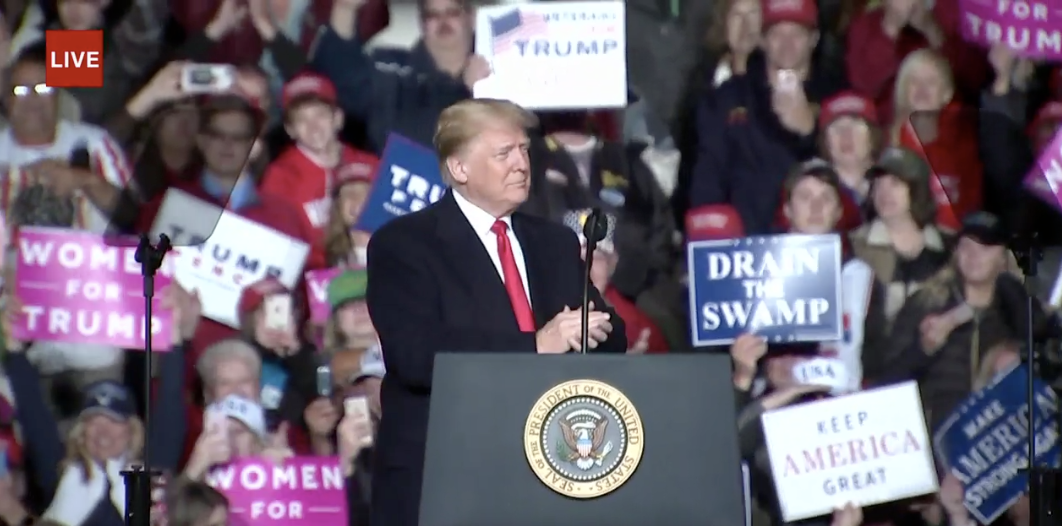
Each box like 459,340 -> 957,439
122,234 -> 171,526
1015,233 -> 1062,526
581,234 -> 599,355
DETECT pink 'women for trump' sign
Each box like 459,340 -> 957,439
304,267 -> 343,324
14,227 -> 174,350
206,457 -> 347,525
1024,129 -> 1062,211
961,0 -> 1062,59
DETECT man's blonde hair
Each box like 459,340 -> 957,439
434,98 -> 538,184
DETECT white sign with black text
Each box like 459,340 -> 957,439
149,189 -> 310,327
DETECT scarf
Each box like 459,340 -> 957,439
44,457 -> 128,526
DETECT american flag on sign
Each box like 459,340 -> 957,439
489,9 -> 548,54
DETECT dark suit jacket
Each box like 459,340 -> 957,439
365,191 -> 627,526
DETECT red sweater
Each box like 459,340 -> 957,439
260,145 -> 379,244
846,7 -> 989,123
605,288 -> 669,353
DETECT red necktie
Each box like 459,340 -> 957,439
491,220 -> 535,332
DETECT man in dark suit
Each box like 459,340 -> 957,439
365,98 -> 628,526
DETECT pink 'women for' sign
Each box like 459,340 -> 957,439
961,0 -> 1062,59
305,267 -> 343,324
14,227 -> 174,350
1023,129 -> 1062,210
206,457 -> 347,526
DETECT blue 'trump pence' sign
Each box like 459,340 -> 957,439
933,365 -> 1061,525
356,133 -> 446,233
686,234 -> 843,347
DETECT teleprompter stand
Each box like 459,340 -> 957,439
417,353 -> 745,526
121,234 -> 172,526
1013,233 -> 1062,526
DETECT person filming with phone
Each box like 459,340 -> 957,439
873,212 -> 1062,431
688,0 -> 846,234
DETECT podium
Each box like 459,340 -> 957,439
418,353 -> 745,526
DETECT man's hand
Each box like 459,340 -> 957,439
462,55 -> 491,91
337,409 -> 374,476
938,473 -> 970,524
730,333 -> 767,389
919,314 -> 955,354
772,85 -> 815,136
26,159 -> 85,197
627,328 -> 651,354
536,304 -> 612,354
184,423 -> 232,480
127,61 -> 188,119
205,0 -> 248,41
248,0 -> 277,40
0,294 -> 24,352
830,503 -> 863,526
304,398 -> 340,438
160,283 -> 202,345
331,0 -> 367,39
909,1 -> 944,47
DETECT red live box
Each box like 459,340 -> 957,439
45,30 -> 104,88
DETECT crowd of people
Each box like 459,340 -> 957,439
0,0 -> 1054,524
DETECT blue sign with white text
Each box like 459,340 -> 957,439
933,365 -> 1061,525
686,234 -> 842,347
356,134 -> 446,233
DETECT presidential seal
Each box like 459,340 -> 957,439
523,379 -> 644,499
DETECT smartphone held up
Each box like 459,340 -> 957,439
180,64 -> 236,94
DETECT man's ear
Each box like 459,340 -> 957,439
446,156 -> 468,184
334,109 -> 345,132
284,123 -> 296,140
783,202 -> 794,222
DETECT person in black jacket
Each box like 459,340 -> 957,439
365,99 -> 626,526
687,0 -> 847,235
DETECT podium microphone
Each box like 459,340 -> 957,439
581,209 -> 608,354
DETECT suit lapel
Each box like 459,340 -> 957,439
512,214 -> 552,329
433,192 -> 520,331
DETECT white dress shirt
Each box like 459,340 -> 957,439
452,190 -> 533,308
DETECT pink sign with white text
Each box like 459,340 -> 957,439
305,267 -> 343,323
960,0 -> 1062,59
1023,128 -> 1062,211
14,227 -> 174,350
206,457 -> 347,526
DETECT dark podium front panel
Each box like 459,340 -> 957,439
418,354 -> 744,526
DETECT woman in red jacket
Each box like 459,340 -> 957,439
890,48 -> 982,230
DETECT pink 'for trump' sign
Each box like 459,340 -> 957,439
961,0 -> 1062,60
14,227 -> 174,350
206,457 -> 347,525
305,267 -> 343,324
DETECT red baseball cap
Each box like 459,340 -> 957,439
763,0 -> 818,29
686,205 -> 745,241
335,158 -> 380,189
819,91 -> 878,129
282,72 -> 338,111
237,277 -> 289,316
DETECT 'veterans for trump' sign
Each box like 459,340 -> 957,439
686,234 -> 843,346
356,134 -> 446,233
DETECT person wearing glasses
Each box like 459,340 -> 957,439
0,43 -> 133,234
